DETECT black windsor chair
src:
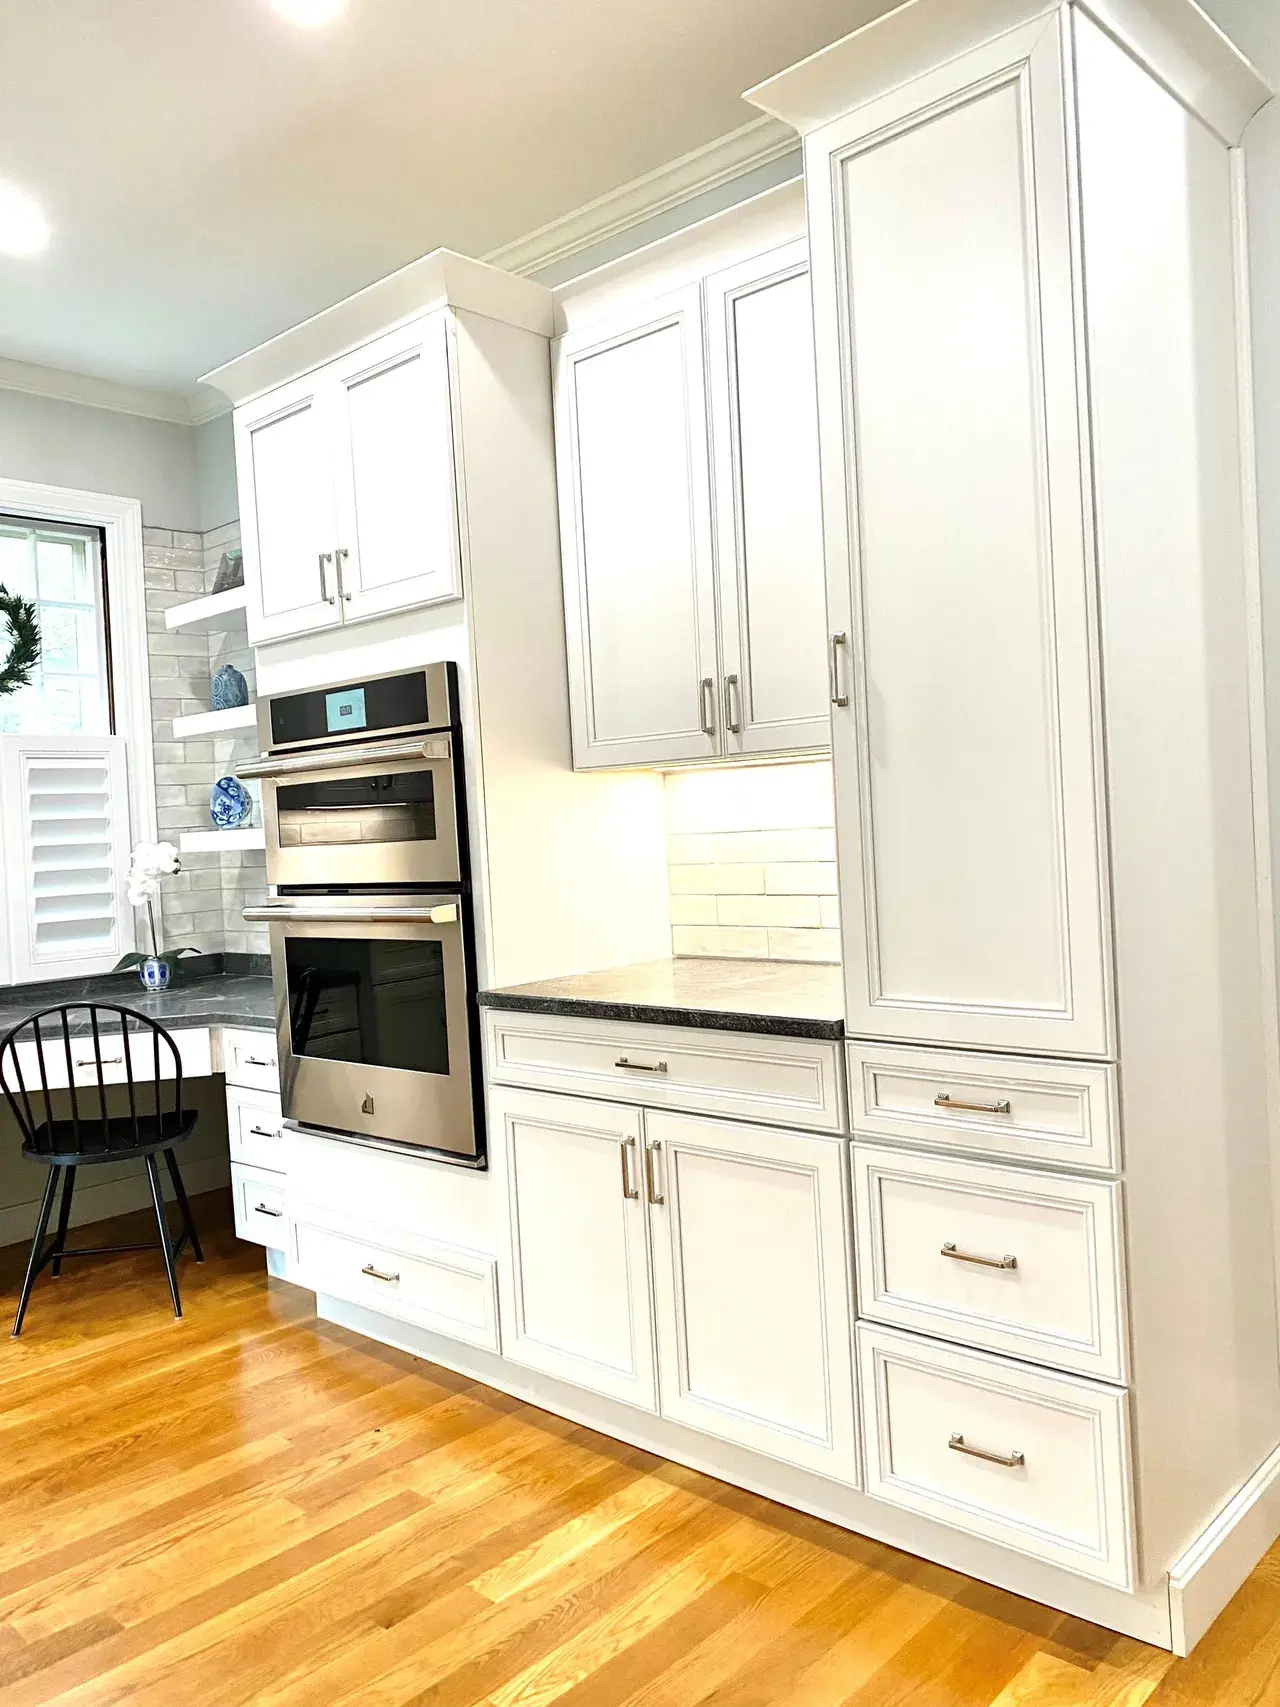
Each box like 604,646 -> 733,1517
0,1004 -> 204,1335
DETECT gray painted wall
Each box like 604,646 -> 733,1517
0,388 -> 200,530
196,411 -> 238,532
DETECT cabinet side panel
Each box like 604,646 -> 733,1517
451,310 -> 671,988
1077,14 -> 1280,1578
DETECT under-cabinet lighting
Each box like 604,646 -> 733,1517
269,0 -> 345,25
0,183 -> 50,256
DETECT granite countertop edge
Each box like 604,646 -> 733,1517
476,988 -> 845,1042
0,970 -> 277,1040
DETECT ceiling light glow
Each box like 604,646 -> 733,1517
0,182 -> 50,257
270,0 -> 344,25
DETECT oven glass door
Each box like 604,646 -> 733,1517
273,906 -> 478,1157
263,742 -> 460,889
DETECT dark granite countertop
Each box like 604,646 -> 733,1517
479,957 -> 845,1041
0,956 -> 275,1041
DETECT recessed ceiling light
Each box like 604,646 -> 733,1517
269,0 -> 344,25
0,182 -> 50,257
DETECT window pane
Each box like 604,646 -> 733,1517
35,537 -> 89,604
0,521 -> 110,737
0,533 -> 35,598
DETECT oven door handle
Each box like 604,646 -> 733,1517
235,734 -> 452,781
242,902 -> 459,925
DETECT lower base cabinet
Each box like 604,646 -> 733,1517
493,1085 -> 859,1484
231,1164 -> 287,1250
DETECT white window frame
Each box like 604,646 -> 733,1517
0,477 -> 156,979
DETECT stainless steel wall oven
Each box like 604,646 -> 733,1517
240,663 -> 484,1164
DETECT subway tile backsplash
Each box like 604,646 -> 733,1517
664,762 -> 841,965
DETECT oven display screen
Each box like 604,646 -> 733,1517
285,938 -> 450,1076
325,686 -> 367,734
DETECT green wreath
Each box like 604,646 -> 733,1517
0,586 -> 41,698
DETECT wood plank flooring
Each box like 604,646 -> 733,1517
0,1191 -> 1275,1705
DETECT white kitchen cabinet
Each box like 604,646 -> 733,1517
329,315 -> 461,622
803,20 -> 1112,1058
555,287 -> 720,767
233,312 -> 461,645
646,1109 -> 859,1483
555,240 -> 828,771
235,374 -> 341,644
492,1082 -> 857,1482
705,242 -> 829,757
493,1087 -> 657,1411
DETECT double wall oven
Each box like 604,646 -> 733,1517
240,663 -> 484,1164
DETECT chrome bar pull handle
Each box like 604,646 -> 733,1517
76,1057 -> 122,1068
949,1432 -> 1024,1469
318,551 -> 336,605
942,1242 -> 1018,1271
361,1263 -> 400,1284
724,673 -> 742,735
828,633 -> 849,708
643,1139 -> 665,1206
615,1057 -> 668,1075
619,1137 -> 640,1201
935,1093 -> 1012,1116
254,1204 -> 283,1219
335,546 -> 352,602
699,676 -> 716,738
249,1125 -> 280,1139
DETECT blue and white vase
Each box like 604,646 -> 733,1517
210,775 -> 253,829
139,956 -> 170,992
210,664 -> 249,711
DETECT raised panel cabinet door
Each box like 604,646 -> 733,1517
807,18 -> 1113,1057
235,376 -> 342,644
330,313 -> 463,623
554,287 -> 720,769
492,1087 -> 657,1411
645,1109 -> 859,1483
706,242 -> 830,757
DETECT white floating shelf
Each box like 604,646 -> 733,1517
171,703 -> 257,739
179,827 -> 265,853
165,587 -> 249,634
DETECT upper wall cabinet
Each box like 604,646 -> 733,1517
554,236 -> 829,770
230,311 -> 462,646
787,19 -> 1114,1057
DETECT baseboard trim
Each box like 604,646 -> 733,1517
310,1288 -> 1173,1650
1168,1439 -> 1280,1655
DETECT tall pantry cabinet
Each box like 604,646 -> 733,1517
750,0 -> 1280,1653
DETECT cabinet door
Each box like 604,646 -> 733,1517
554,288 -> 720,769
645,1109 -> 859,1483
330,314 -> 462,623
807,19 -> 1112,1056
236,376 -> 341,644
493,1087 -> 657,1411
706,243 -> 830,757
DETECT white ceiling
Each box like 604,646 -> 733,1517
0,0 -> 893,399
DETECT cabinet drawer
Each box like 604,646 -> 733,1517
291,1213 -> 499,1352
220,1028 -> 279,1094
485,1009 -> 843,1133
226,1085 -> 285,1176
858,1324 -> 1134,1588
232,1165 -> 287,1250
853,1145 -> 1127,1381
847,1043 -> 1118,1172
11,1025 -> 211,1093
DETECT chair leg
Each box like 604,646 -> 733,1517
145,1154 -> 182,1321
13,1167 -> 60,1338
50,1166 -> 77,1278
163,1149 -> 203,1264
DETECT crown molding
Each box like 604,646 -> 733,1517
483,115 -> 799,278
0,355 -> 207,426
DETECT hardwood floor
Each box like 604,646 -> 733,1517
0,1193 -> 1274,1706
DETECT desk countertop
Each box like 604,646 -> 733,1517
0,961 -> 275,1041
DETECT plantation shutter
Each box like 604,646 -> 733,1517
0,736 -> 132,982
